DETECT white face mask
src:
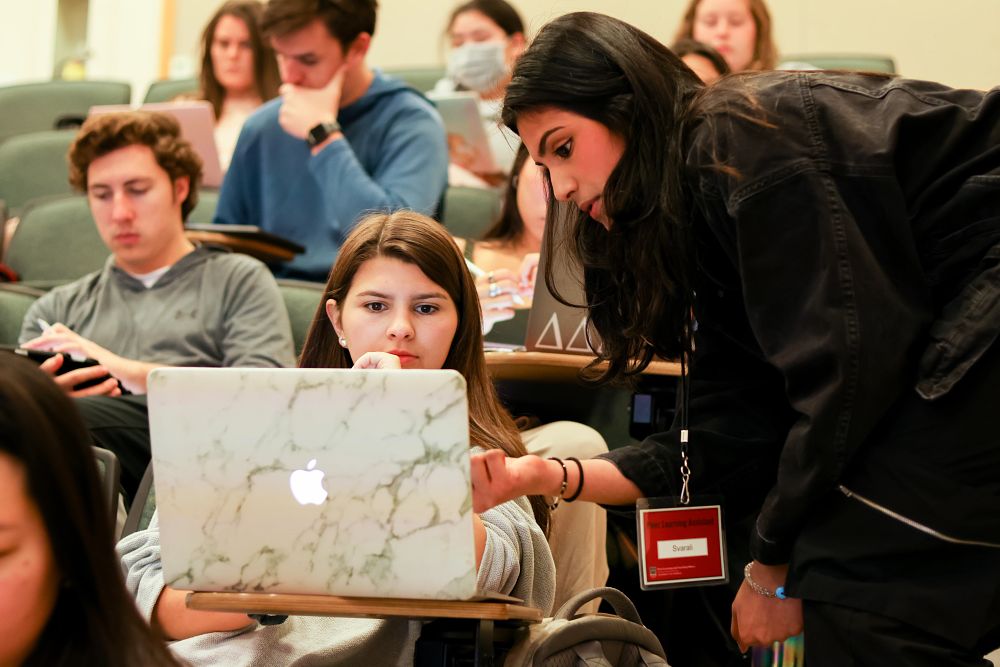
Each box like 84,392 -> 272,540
447,41 -> 508,92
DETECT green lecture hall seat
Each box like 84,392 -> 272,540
0,129 -> 77,216
143,78 -> 199,104
0,80 -> 131,144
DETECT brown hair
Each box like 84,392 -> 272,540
0,354 -> 181,667
446,0 -> 524,37
673,0 -> 778,71
479,143 -> 530,244
199,0 -> 280,119
68,111 -> 202,222
299,210 -> 549,533
261,0 -> 378,46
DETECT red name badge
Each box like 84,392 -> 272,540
636,499 -> 728,590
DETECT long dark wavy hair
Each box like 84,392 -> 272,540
299,211 -> 549,534
501,12 -> 704,384
0,354 -> 179,667
199,1 -> 280,119
479,143 -> 530,244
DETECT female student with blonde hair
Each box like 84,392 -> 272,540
674,0 -> 778,72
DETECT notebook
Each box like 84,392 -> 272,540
147,367 -> 485,600
88,101 -> 224,188
428,91 -> 500,175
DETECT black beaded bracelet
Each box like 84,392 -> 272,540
563,456 -> 584,503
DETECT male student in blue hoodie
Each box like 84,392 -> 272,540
214,0 -> 449,282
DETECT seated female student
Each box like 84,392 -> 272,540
673,0 -> 778,73
196,0 -> 280,171
456,143 -> 542,334
117,210 -> 554,666
0,353 -> 179,667
434,0 -> 527,184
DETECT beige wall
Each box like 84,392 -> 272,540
169,0 -> 999,91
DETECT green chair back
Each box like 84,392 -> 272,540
0,80 -> 131,144
0,284 -> 44,346
92,447 -> 121,531
781,54 -> 897,73
122,463 -> 156,536
187,188 -> 220,225
5,195 -> 109,289
143,78 -> 199,104
0,130 -> 76,216
441,186 -> 502,240
383,66 -> 446,94
276,279 -> 325,356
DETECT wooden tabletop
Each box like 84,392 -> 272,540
186,592 -> 543,622
185,230 -> 297,264
484,350 -> 680,382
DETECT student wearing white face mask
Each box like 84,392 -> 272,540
434,0 -> 527,179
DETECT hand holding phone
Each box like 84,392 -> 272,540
4,347 -> 123,397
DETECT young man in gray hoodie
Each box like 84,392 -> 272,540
20,111 -> 296,496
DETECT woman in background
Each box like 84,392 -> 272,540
456,144 -> 543,333
0,353 -> 178,667
674,0 -> 777,72
672,38 -> 731,84
435,0 -> 527,182
198,0 -> 280,171
118,211 -> 554,666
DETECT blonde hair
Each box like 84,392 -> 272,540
674,0 -> 778,71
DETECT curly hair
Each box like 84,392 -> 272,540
68,111 -> 202,222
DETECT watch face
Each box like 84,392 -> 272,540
308,121 -> 339,147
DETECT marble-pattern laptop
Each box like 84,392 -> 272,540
147,367 -> 479,600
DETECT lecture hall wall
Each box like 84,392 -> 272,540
1,1 -> 998,98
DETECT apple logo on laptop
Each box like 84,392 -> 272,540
289,459 -> 328,505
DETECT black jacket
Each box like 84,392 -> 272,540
603,72 -> 1000,567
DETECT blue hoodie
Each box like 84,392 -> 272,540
214,71 -> 449,281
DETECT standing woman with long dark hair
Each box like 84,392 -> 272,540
470,11 -> 1000,666
0,354 -> 180,666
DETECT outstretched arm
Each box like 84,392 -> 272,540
470,449 -> 643,513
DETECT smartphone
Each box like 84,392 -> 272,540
2,345 -> 116,391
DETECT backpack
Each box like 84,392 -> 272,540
504,587 -> 670,666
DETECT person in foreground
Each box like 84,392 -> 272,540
0,353 -> 179,666
117,210 -> 554,666
470,11 -> 1000,667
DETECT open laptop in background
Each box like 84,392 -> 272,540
522,231 -> 601,356
147,367 -> 504,601
88,101 -> 224,188
427,91 -> 500,176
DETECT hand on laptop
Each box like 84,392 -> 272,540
278,64 -> 346,143
470,449 -> 553,514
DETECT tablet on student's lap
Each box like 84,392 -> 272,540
428,91 -> 500,175
88,101 -> 224,188
148,367 -> 501,601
